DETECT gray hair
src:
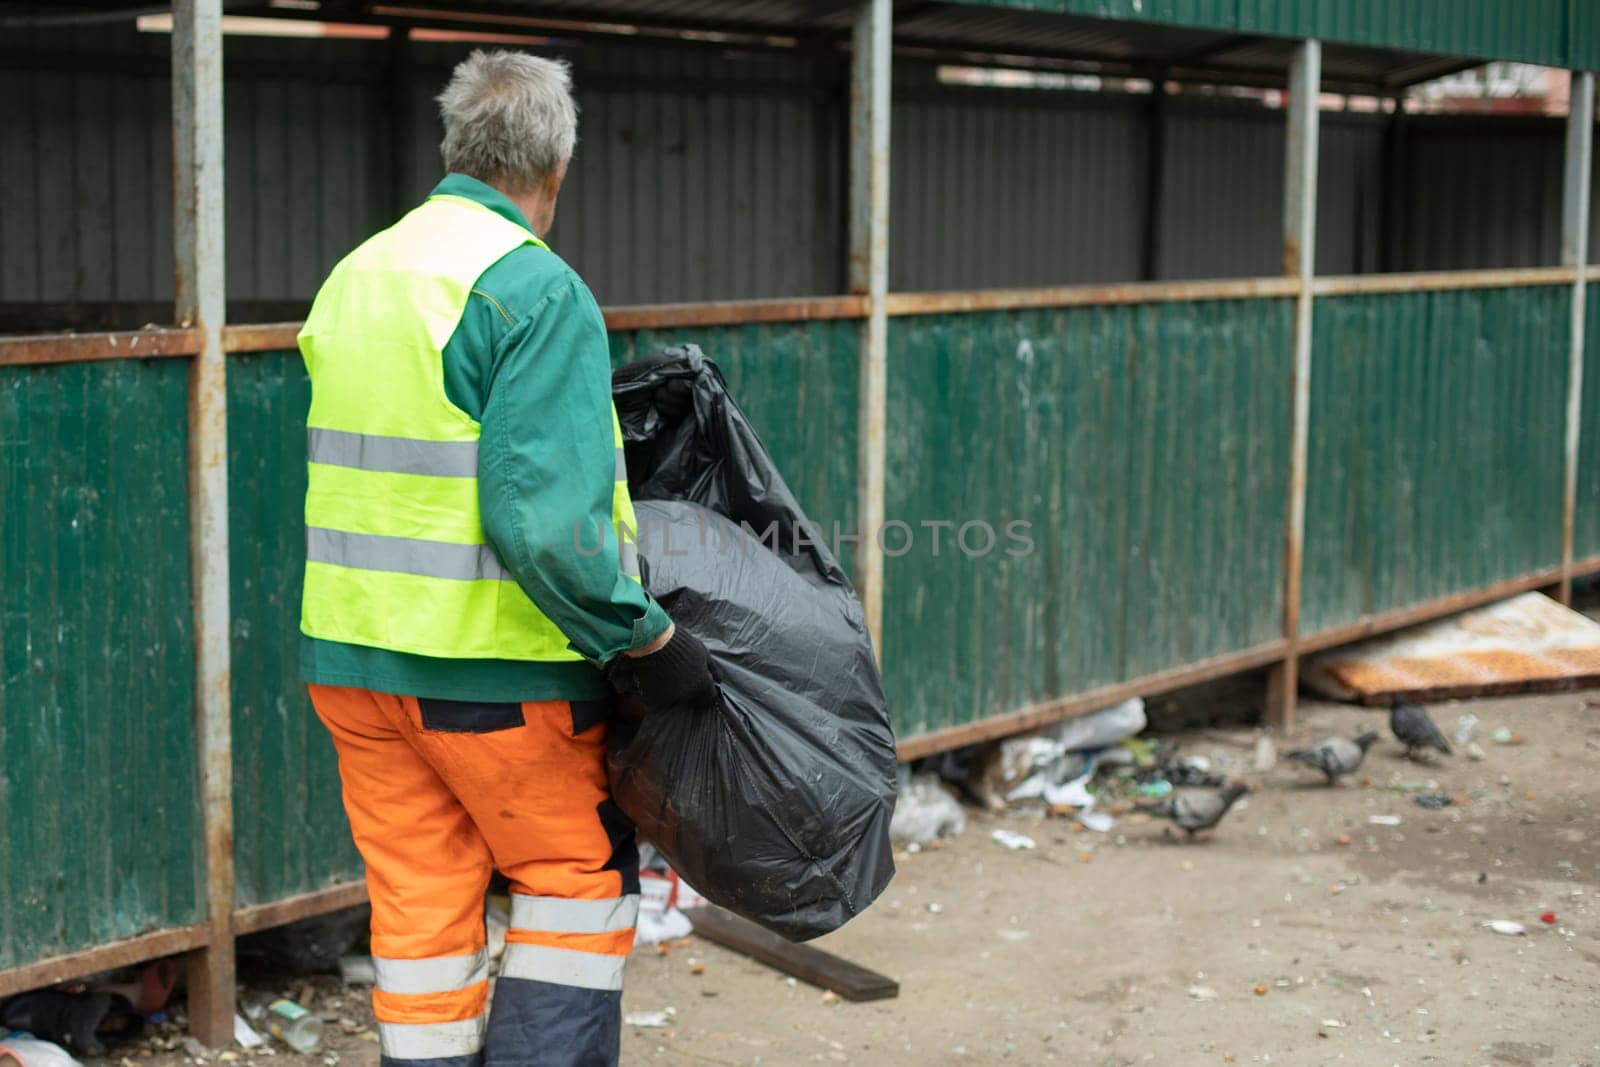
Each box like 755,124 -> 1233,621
437,50 -> 577,192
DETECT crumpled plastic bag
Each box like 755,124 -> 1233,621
607,345 -> 898,942
889,773 -> 967,844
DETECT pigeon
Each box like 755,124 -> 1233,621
1140,783 -> 1250,839
1389,700 -> 1452,759
1284,731 -> 1380,784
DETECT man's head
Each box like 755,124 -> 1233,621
437,50 -> 577,236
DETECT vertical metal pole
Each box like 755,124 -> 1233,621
173,0 -> 235,1046
1560,73 -> 1593,606
1268,39 -> 1320,731
850,0 -> 890,658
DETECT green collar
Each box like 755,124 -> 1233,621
430,173 -> 538,235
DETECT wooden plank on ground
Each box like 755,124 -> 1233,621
680,906 -> 899,1002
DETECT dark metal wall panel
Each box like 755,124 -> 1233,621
222,54 -> 392,311
1301,286 -> 1569,637
0,25 -> 1588,323
401,40 -> 848,308
1391,117 -> 1564,272
0,26 -> 175,312
0,360 -> 204,968
227,353 -> 363,908
881,299 -> 1291,741
607,320 -> 860,535
889,88 -> 1149,290
1155,95 -> 1285,280
887,87 -> 1389,289
1318,112 -> 1384,276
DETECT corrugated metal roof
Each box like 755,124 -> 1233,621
5,2 -> 1567,87
945,0 -> 1586,69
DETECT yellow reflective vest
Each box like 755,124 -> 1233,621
298,193 -> 641,661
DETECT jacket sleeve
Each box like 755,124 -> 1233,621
477,275 -> 672,665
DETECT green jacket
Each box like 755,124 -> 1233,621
300,174 -> 672,701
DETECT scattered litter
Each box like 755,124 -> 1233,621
996,929 -> 1031,942
635,847 -> 707,947
926,902 -> 945,915
1334,834 -> 1353,846
1187,986 -> 1219,1001
182,1036 -> 210,1060
636,906 -> 693,947
1078,810 -> 1115,834
1453,714 -> 1479,745
1540,912 -> 1557,924
975,739 -> 1084,810
1043,697 -> 1146,753
0,1034 -> 82,1067
1252,985 -> 1268,996
1482,920 -> 1526,936
1321,1018 -> 1345,1028
820,991 -> 839,1005
1490,727 -> 1521,746
1367,814 -> 1402,826
990,829 -> 1036,851
1135,780 -> 1173,799
233,1015 -> 264,1050
623,1011 -> 672,1029
890,774 -> 968,844
1398,779 -> 1439,793
263,998 -> 323,1054
1465,742 -> 1487,762
1414,794 -> 1453,809
336,956 -> 375,987
1303,592 -> 1600,702
1252,735 -> 1277,772
1036,766 -> 1098,810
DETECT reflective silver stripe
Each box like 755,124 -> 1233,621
307,526 -> 510,582
378,1017 -> 485,1060
499,943 -> 628,991
614,447 -> 627,482
308,428 -> 479,478
509,894 -> 640,935
618,538 -> 640,578
373,950 -> 489,995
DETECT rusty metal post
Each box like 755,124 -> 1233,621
173,0 -> 235,1046
1560,72 -> 1594,606
850,0 -> 890,658
1267,39 -> 1320,731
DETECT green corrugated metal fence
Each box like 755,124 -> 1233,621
881,299 -> 1292,739
0,360 -> 204,970
1301,286 -> 1570,636
228,354 -> 362,908
1575,283 -> 1600,561
1,283 -> 1592,973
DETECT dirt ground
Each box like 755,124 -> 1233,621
97,691 -> 1598,1067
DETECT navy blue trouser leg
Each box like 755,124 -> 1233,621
485,978 -> 622,1067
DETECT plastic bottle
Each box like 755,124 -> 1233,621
264,998 -> 323,1054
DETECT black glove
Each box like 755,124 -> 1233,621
623,354 -> 695,423
607,626 -> 718,714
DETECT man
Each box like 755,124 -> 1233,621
297,50 -> 716,1067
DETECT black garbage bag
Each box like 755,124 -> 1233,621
608,345 -> 898,942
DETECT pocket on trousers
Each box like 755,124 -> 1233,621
418,698 -> 526,734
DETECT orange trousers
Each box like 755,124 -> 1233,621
310,685 -> 638,1067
